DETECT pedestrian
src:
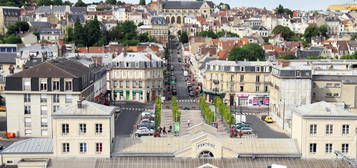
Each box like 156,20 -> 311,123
187,120 -> 190,127
163,127 -> 167,134
159,127 -> 163,134
169,125 -> 172,133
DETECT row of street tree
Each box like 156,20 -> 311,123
199,96 -> 215,125
214,97 -> 235,127
155,97 -> 162,128
171,96 -> 181,122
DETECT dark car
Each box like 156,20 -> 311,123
172,89 -> 177,95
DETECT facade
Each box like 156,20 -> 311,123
269,65 -> 312,131
138,16 -> 169,44
108,52 -> 164,103
203,60 -> 272,106
52,100 -> 116,158
4,58 -> 97,137
158,0 -> 215,25
292,101 -> 357,159
0,6 -> 20,35
39,28 -> 62,43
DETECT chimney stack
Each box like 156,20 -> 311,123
77,99 -> 83,109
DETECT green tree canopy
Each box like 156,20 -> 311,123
228,43 -> 265,61
7,21 -> 30,35
178,31 -> 189,44
340,52 -> 357,59
139,0 -> 145,5
275,4 -> 293,17
278,54 -> 297,60
1,34 -> 22,44
272,25 -> 294,40
351,33 -> 357,40
75,0 -> 86,7
304,25 -> 329,42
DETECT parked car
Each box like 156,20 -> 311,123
189,91 -> 195,97
141,112 -> 155,120
135,127 -> 155,137
183,106 -> 190,110
232,123 -> 251,130
238,127 -> 253,134
261,115 -> 274,123
138,122 -> 155,130
172,89 -> 177,95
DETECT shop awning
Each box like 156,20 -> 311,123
113,90 -> 124,93
125,90 -> 130,93
203,90 -> 225,98
170,81 -> 176,85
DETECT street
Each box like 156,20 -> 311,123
246,115 -> 288,138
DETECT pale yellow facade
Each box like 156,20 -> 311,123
52,117 -> 114,158
292,103 -> 357,159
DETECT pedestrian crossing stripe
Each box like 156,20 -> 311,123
119,107 -> 153,111
177,99 -> 197,103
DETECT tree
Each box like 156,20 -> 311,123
1,34 -> 22,44
63,1 -> 73,5
272,25 -> 294,40
340,52 -> 357,59
278,54 -> 297,60
275,4 -> 293,17
73,20 -> 86,47
75,0 -> 86,7
53,0 -> 63,5
139,0 -> 145,5
228,43 -> 265,61
351,34 -> 357,41
304,25 -> 328,42
65,26 -> 74,43
7,21 -> 29,35
179,31 -> 188,44
319,25 -> 329,38
84,16 -> 102,46
105,0 -> 116,5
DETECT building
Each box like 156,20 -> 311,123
157,0 -> 215,25
269,65 -> 312,131
39,28 -> 62,43
4,58 -> 97,137
52,100 -> 116,158
108,52 -> 164,103
1,100 -> 116,166
138,16 -> 169,44
0,6 -> 20,35
203,60 -> 272,106
292,101 -> 357,159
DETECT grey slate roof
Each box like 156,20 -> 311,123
29,21 -> 52,28
70,7 -> 86,14
1,138 -> 53,154
0,53 -> 16,64
151,16 -> 167,25
68,14 -> 85,23
163,1 -> 214,9
35,5 -> 66,14
40,28 -> 61,35
53,100 -> 116,117
313,75 -> 357,84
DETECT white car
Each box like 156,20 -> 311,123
135,127 -> 155,136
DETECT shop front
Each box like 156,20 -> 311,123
236,93 -> 269,107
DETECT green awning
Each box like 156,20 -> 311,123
126,90 -> 130,93
113,90 -> 124,93
203,90 -> 225,98
138,90 -> 143,94
170,81 -> 176,85
133,90 -> 137,94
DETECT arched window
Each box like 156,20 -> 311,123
198,151 -> 214,158
177,16 -> 181,24
171,16 -> 175,24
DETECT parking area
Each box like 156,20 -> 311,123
246,115 -> 289,138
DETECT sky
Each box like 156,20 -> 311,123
71,0 -> 351,10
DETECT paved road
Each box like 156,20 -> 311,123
246,115 -> 289,138
114,102 -> 151,136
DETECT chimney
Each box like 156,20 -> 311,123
77,99 -> 83,109
147,54 -> 152,60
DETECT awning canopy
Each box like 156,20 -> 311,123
203,90 -> 225,98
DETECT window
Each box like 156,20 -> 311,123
40,94 -> 47,103
256,75 -> 260,82
65,95 -> 72,103
139,81 -> 142,88
41,117 -> 48,127
133,81 -> 137,88
53,105 -> 59,113
53,80 -> 60,90
342,144 -> 349,153
41,130 -> 48,136
40,106 -> 48,115
65,81 -> 72,91
325,144 -> 332,153
264,86 -> 268,92
24,105 -> 31,114
53,94 -> 60,103
96,123 -> 103,134
309,143 -> 317,153
96,143 -> 103,153
326,124 -> 333,135
342,124 -> 349,135
80,143 -> 87,153
296,71 -> 301,77
255,86 -> 259,92
40,79 -> 47,91
240,86 -> 244,92
24,94 -> 31,102
310,124 -> 317,135
25,129 -> 32,135
25,117 -> 31,127
23,78 -> 31,91
63,143 -> 70,153
79,123 -> 86,134
62,124 -> 69,135
240,75 -> 244,82
119,81 -> 123,88
126,81 -> 130,88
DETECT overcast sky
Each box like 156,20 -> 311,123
71,0 -> 351,10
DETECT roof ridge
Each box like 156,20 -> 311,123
50,59 -> 79,78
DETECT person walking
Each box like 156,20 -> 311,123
187,120 -> 190,127
163,127 -> 167,134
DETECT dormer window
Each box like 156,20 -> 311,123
40,79 -> 47,91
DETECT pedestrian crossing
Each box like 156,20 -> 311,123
119,107 -> 153,111
177,99 -> 197,103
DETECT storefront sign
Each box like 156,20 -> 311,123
197,142 -> 216,149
